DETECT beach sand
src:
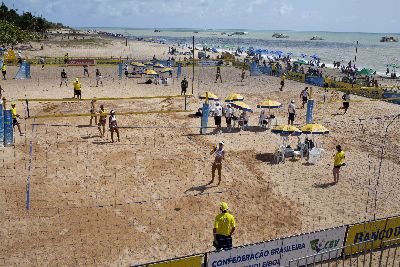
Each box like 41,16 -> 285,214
1,36 -> 400,266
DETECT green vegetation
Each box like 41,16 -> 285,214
0,2 -> 66,46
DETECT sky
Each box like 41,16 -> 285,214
2,0 -> 399,33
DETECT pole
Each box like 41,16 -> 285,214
25,99 -> 30,118
184,95 -> 187,111
192,36 -> 195,95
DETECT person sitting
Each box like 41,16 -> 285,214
238,111 -> 249,130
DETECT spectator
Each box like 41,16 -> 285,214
225,104 -> 233,132
214,102 -> 222,134
288,100 -> 296,125
181,77 -> 188,95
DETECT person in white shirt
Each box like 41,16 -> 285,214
300,87 -> 309,108
109,110 -> 120,142
209,141 -> 225,185
288,100 -> 296,125
225,104 -> 233,131
214,102 -> 223,133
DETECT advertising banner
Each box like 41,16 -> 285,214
144,255 -> 202,267
287,72 -> 305,83
66,59 -> 96,66
200,103 -> 210,134
345,216 -> 400,255
3,110 -> 13,146
207,227 -> 346,267
199,61 -> 219,67
305,76 -> 324,87
306,99 -> 315,124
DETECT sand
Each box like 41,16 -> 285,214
0,36 -> 400,266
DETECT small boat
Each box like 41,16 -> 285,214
310,36 -> 324,40
380,36 -> 398,42
228,32 -> 248,36
154,29 -> 161,33
272,33 -> 289,38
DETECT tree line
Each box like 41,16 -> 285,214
0,2 -> 66,47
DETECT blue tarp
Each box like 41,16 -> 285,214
4,110 -> 13,146
259,66 -> 272,75
250,62 -> 261,76
305,76 -> 324,87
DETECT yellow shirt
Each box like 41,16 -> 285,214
334,151 -> 345,167
73,82 -> 81,91
1,64 -> 6,71
281,75 -> 286,81
99,109 -> 107,118
11,107 -> 17,119
214,212 -> 236,236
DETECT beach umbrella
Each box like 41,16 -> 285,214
300,124 -> 329,135
144,70 -> 158,75
225,93 -> 244,102
199,92 -> 219,101
153,63 -> 164,68
230,101 -> 253,112
271,125 -> 302,136
295,59 -> 308,65
257,100 -> 282,109
310,54 -> 319,59
160,67 -> 173,73
357,68 -> 375,76
131,61 -> 145,67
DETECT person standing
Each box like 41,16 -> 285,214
1,62 -> 6,80
109,110 -> 120,142
333,145 -> 345,184
215,66 -> 222,83
180,77 -> 188,95
98,105 -> 107,138
300,87 -> 309,108
209,141 -> 225,185
214,102 -> 223,134
10,103 -> 24,136
83,65 -> 89,77
288,100 -> 296,125
64,53 -> 69,64
95,69 -> 103,87
213,202 -> 236,250
240,69 -> 246,82
72,78 -> 82,99
340,91 -> 350,114
225,104 -> 233,132
60,69 -> 68,87
280,73 -> 286,91
89,99 -> 97,126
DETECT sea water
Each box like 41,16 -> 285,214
91,28 -> 400,74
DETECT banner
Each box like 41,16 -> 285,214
207,227 -> 347,267
136,255 -> 202,267
287,72 -> 305,83
15,62 -> 30,80
344,216 -> 400,255
306,99 -> 314,124
199,61 -> 219,67
66,59 -> 96,66
3,110 -> 13,146
250,62 -> 261,76
118,63 -> 123,79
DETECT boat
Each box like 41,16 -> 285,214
310,36 -> 324,40
380,36 -> 398,42
154,29 -> 161,33
228,32 -> 248,36
272,33 -> 289,38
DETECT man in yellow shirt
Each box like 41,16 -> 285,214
333,145 -> 345,184
213,202 -> 235,250
72,78 -> 82,99
11,103 -> 24,136
1,63 -> 6,80
98,105 -> 107,138
280,73 -> 286,91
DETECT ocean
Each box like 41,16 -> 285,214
92,28 -> 400,74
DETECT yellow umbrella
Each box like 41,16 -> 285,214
144,61 -> 154,65
231,101 -> 253,112
199,92 -> 219,101
154,63 -> 164,68
131,61 -> 145,67
225,93 -> 244,102
144,70 -> 158,75
301,124 -> 329,135
161,67 -> 173,73
271,125 -> 302,136
257,100 -> 282,109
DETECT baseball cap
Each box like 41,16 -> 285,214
291,100 -> 295,103
220,202 -> 229,211
219,141 -> 224,145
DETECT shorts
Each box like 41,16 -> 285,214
96,76 -> 102,81
334,165 -> 342,169
2,71 -> 6,75
343,102 -> 349,109
302,96 -> 308,103
288,113 -> 295,121
124,70 -> 128,76
181,87 -> 187,92
61,78 -> 68,83
99,118 -> 107,125
74,90 -> 81,96
213,234 -> 232,250
225,117 -> 232,125
13,118 -> 19,126
214,116 -> 222,126
280,81 -> 284,86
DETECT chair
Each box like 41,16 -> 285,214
274,145 -> 286,164
308,148 -> 324,164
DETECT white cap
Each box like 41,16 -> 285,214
291,100 -> 295,103
215,101 -> 220,106
219,141 -> 224,145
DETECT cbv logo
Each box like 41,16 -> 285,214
310,239 -> 340,253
